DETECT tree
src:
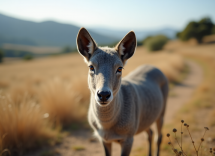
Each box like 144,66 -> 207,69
0,49 -> 4,63
62,46 -> 72,53
212,25 -> 215,34
177,17 -> 214,43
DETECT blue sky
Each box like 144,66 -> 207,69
0,0 -> 215,30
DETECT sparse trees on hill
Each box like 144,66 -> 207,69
177,17 -> 214,43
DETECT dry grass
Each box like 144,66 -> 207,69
0,93 -> 58,154
166,121 -> 211,156
0,81 -> 9,89
39,78 -> 89,126
8,85 -> 37,105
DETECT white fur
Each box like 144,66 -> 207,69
83,57 -> 88,64
87,40 -> 94,54
119,43 -> 125,55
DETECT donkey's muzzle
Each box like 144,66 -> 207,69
97,90 -> 111,103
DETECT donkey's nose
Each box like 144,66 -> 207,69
97,91 -> 111,102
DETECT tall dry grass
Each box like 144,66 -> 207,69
0,93 -> 58,154
39,78 -> 89,126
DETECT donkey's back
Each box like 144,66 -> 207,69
121,65 -> 168,134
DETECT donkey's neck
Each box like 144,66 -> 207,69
91,91 -> 122,128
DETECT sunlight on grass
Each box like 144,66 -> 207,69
0,94 -> 59,153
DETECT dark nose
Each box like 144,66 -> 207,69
97,91 -> 111,102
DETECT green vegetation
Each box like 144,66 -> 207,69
0,49 -> 4,63
144,35 -> 169,51
212,25 -> 215,34
136,40 -> 143,46
23,54 -> 33,60
177,17 -> 214,43
72,145 -> 85,151
62,46 -> 77,53
2,49 -> 33,57
142,36 -> 152,45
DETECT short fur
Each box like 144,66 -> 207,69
76,27 -> 168,156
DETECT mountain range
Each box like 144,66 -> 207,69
89,27 -> 177,41
0,13 -> 178,48
0,13 -> 117,47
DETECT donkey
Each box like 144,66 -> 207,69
76,27 -> 168,156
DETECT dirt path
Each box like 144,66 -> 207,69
164,60 -> 203,124
28,60 -> 203,156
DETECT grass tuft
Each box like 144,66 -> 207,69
0,93 -> 58,154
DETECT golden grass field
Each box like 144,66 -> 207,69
0,45 -> 185,154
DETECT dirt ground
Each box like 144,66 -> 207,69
25,59 -> 203,156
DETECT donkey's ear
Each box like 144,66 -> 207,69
115,31 -> 136,63
76,27 -> 97,61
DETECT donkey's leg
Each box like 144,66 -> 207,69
156,117 -> 164,156
146,128 -> 153,156
156,82 -> 168,156
120,137 -> 134,156
102,142 -> 112,156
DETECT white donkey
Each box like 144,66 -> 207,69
76,28 -> 168,156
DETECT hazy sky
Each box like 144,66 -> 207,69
1,0 -> 215,30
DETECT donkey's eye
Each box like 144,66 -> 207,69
89,65 -> 95,71
116,67 -> 123,73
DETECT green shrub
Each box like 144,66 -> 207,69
144,35 -> 169,52
137,40 -> 143,46
177,17 -> 214,43
62,46 -> 72,53
23,54 -> 33,60
0,49 -> 4,63
142,36 -> 152,45
212,25 -> 215,34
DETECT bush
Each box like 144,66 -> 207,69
144,35 -> 169,51
142,36 -> 152,45
178,17 -> 214,43
62,46 -> 72,53
0,49 -> 4,63
23,54 -> 33,60
212,25 -> 215,34
137,40 -> 143,46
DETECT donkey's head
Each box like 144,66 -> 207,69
77,28 -> 136,106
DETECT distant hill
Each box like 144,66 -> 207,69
0,13 -> 118,47
89,27 -> 178,40
0,13 -> 178,49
